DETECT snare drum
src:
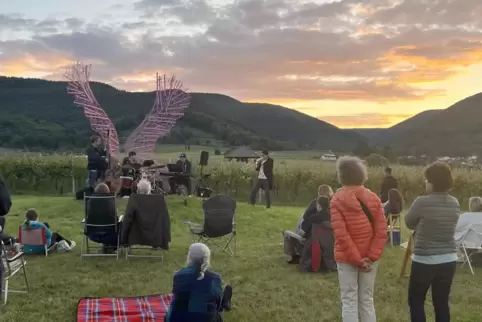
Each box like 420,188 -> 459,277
120,176 -> 134,189
119,176 -> 134,197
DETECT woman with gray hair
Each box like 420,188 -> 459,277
136,179 -> 151,194
330,156 -> 387,322
165,243 -> 233,322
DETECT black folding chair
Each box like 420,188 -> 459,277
81,193 -> 120,259
185,195 -> 236,256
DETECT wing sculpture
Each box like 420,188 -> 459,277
123,73 -> 191,154
65,62 -> 120,154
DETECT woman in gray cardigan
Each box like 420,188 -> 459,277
405,162 -> 459,322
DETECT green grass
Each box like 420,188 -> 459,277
1,196 -> 481,321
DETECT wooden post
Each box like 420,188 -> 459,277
71,152 -> 76,198
400,233 -> 413,278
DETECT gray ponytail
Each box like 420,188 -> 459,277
187,243 -> 211,280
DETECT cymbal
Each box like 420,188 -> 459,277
122,163 -> 143,170
148,164 -> 167,169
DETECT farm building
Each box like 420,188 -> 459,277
320,151 -> 337,161
224,146 -> 259,162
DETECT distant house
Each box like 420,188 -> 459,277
224,146 -> 259,163
320,151 -> 337,161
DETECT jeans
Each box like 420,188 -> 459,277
408,261 -> 456,322
337,262 -> 378,322
87,170 -> 98,189
250,178 -> 271,208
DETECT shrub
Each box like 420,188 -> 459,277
365,153 -> 390,167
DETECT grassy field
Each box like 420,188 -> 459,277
0,196 -> 481,321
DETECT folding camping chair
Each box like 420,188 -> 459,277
122,193 -> 171,260
18,225 -> 56,256
1,241 -> 29,305
185,195 -> 236,256
458,223 -> 482,275
81,193 -> 120,259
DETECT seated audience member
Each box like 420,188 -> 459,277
121,180 -> 171,250
165,243 -> 232,322
295,184 -> 333,235
284,193 -> 332,264
86,183 -> 119,253
383,188 -> 404,218
454,196 -> 482,245
21,209 -> 75,253
137,179 -> 151,195
405,162 -> 459,322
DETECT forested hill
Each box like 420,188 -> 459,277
0,76 -> 363,152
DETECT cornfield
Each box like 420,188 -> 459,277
1,154 -> 482,206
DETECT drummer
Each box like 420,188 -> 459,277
122,151 -> 137,166
121,151 -> 138,177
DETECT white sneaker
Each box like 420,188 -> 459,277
68,240 -> 77,251
57,240 -> 70,252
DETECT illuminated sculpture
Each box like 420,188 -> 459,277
65,62 -> 191,155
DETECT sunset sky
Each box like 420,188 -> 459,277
1,0 -> 482,128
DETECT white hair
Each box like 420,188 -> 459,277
469,197 -> 482,212
186,243 -> 211,280
137,179 -> 151,194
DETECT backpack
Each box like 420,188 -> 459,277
299,222 -> 336,273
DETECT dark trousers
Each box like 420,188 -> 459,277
169,176 -> 191,195
250,178 -> 271,208
43,222 -> 69,247
408,261 -> 456,322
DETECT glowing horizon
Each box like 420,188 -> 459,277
2,0 -> 482,128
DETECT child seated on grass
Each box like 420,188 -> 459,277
21,208 -> 76,253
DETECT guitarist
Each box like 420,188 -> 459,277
86,135 -> 108,190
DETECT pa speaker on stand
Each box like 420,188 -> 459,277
199,151 -> 209,167
197,151 -> 212,198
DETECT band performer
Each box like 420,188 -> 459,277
86,135 -> 108,190
122,151 -> 137,166
169,153 -> 192,195
250,150 -> 274,208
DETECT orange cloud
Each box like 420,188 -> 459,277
0,53 -> 73,77
320,113 -> 413,128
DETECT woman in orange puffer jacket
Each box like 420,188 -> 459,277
331,156 -> 387,322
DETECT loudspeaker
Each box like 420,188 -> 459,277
199,151 -> 209,166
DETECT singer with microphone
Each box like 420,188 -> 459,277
249,150 -> 274,208
86,135 -> 108,191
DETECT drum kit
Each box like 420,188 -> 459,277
119,161 -> 168,196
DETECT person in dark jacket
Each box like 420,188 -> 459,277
170,153 -> 193,195
380,167 -> 398,203
284,195 -> 331,264
165,243 -> 232,322
121,180 -> 171,250
249,150 -> 274,208
85,183 -> 119,253
86,135 -> 108,190
0,176 -> 12,293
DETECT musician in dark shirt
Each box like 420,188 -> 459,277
169,153 -> 192,195
122,151 -> 137,166
86,135 -> 107,189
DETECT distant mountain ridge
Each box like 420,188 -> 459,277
0,76 -> 364,152
352,93 -> 482,156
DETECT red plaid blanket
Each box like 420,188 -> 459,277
77,294 -> 173,322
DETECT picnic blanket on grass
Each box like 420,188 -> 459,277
77,294 -> 173,322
